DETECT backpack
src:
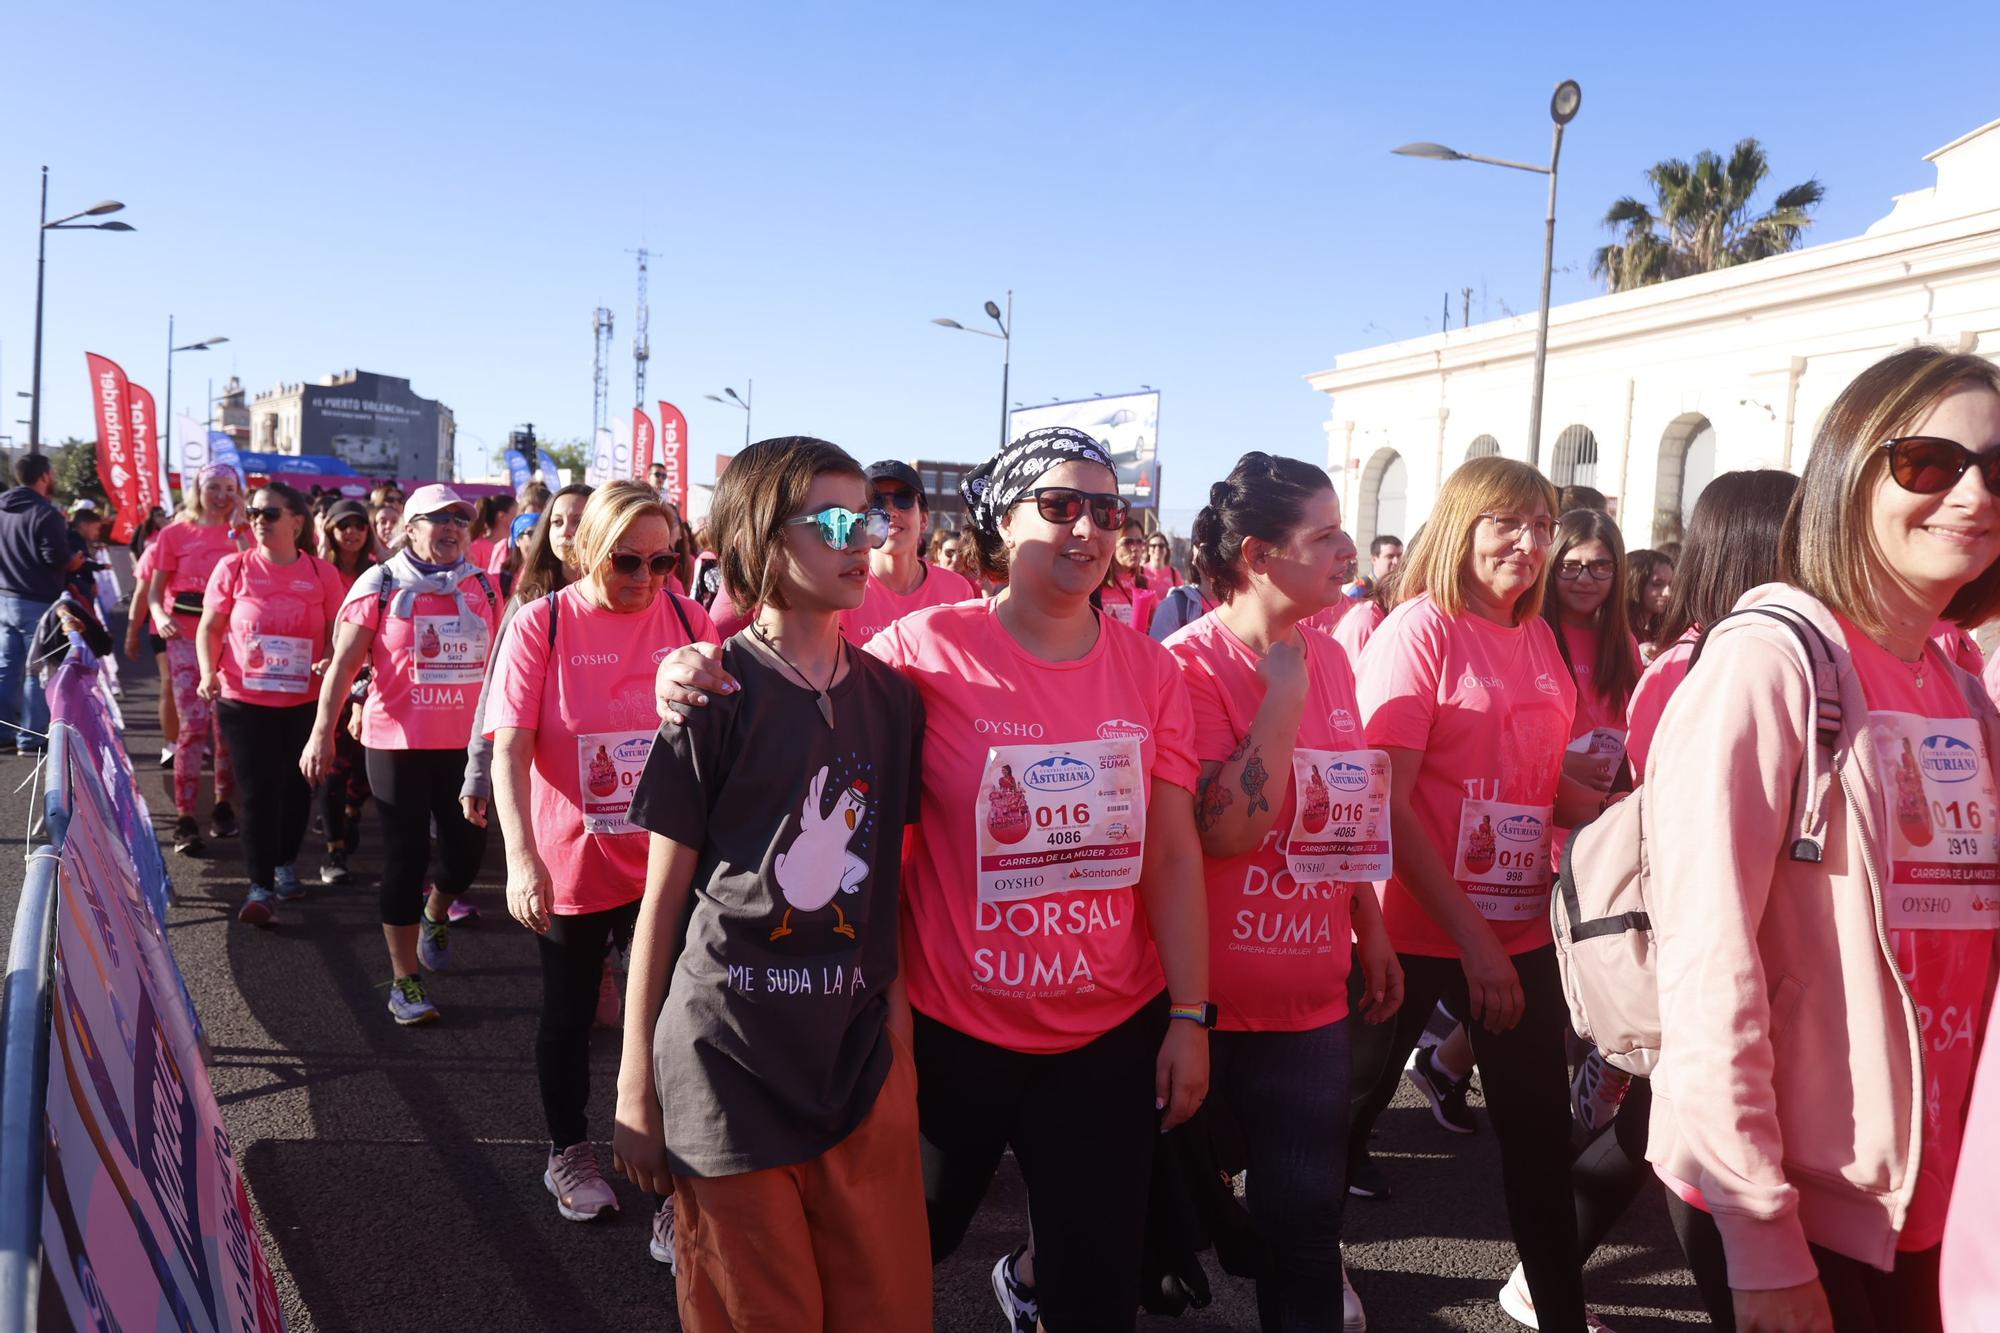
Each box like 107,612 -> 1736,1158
1551,605 -> 1844,1077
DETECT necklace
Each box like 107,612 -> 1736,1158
751,623 -> 841,728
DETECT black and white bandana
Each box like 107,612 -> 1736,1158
960,427 -> 1117,538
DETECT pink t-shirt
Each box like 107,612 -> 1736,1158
867,600 -> 1199,1054
485,537 -> 512,579
1100,574 -> 1159,636
1334,599 -> 1387,663
1943,1006 -> 2000,1325
1933,619 -> 1985,676
151,520 -> 243,616
839,563 -> 976,644
1842,618 -> 1996,1251
485,585 -> 718,914
1165,614 -> 1360,1032
1626,628 -> 1699,780
1357,593 -> 1577,958
204,551 -> 347,708
338,567 -> 505,750
1302,601 -> 1353,635
467,536 -> 497,571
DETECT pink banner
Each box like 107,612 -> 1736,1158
84,353 -> 138,543
631,407 -> 656,482
656,401 -> 688,510
127,382 -> 162,535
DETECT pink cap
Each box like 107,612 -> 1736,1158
403,483 -> 475,520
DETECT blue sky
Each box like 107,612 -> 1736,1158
7,1 -> 1997,523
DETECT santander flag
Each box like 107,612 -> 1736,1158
656,401 -> 688,510
84,354 -> 139,542
127,382 -> 162,535
631,407 -> 656,482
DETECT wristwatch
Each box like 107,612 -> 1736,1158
1167,1001 -> 1218,1029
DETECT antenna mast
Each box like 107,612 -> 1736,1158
591,306 -> 615,437
629,247 -> 651,409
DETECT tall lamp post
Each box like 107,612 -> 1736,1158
165,318 -> 228,479
29,167 -> 133,453
931,290 -> 1012,451
703,381 -> 753,449
1394,80 -> 1581,470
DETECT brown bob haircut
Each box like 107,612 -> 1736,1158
709,436 -> 865,612
1782,345 -> 2000,638
1395,455 -> 1560,623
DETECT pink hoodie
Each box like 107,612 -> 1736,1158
1943,1011 -> 2000,1328
1643,585 -> 2000,1291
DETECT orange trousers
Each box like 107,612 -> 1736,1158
672,1032 -> 931,1332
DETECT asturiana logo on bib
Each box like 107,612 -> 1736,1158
612,737 -> 652,765
1025,755 -> 1096,792
1498,813 -> 1544,843
1327,759 -> 1369,792
1098,718 -> 1150,742
1920,734 -> 1980,784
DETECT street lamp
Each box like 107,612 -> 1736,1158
29,167 -> 133,453
931,290 -> 1012,451
704,381 -> 753,449
165,318 -> 228,480
1394,79 -> 1580,470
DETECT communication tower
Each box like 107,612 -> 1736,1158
591,307 -> 614,436
629,247 -> 651,408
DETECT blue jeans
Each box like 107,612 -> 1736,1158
0,596 -> 53,750
1209,1018 -> 1352,1333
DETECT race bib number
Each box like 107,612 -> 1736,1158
241,631 -> 312,694
1871,712 -> 2000,930
976,738 -> 1145,904
1564,726 -> 1628,793
409,613 -> 489,684
576,731 -> 654,834
1454,797 -> 1554,920
1287,748 -> 1392,883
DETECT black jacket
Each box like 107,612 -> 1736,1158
0,487 -> 70,602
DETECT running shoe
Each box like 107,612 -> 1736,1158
991,1247 -> 1039,1333
1571,1050 -> 1633,1135
544,1143 -> 619,1222
320,847 -> 351,885
238,885 -> 277,927
417,913 -> 450,972
273,864 -> 306,902
447,897 -> 480,925
1407,1043 -> 1478,1135
1346,1155 -> 1391,1200
387,975 -> 439,1026
649,1196 -> 678,1273
594,965 -> 623,1030
1498,1263 -> 1620,1330
172,815 -> 205,858
1340,1245 -> 1367,1333
158,744 -> 176,769
208,801 -> 239,840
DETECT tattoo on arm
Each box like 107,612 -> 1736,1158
1240,750 -> 1271,817
1196,775 -> 1233,832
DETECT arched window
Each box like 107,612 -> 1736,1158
1467,434 -> 1500,460
1653,414 -> 1717,545
1550,426 -> 1599,488
1355,449 -> 1406,552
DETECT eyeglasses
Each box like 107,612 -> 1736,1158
608,551 -> 678,577
1883,436 -> 2000,496
873,484 -> 921,511
1556,558 -> 1616,582
1477,512 -> 1555,546
1011,487 -> 1130,530
415,510 -> 471,527
246,506 -> 293,524
784,505 -> 891,551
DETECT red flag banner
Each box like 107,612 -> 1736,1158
127,382 -> 161,539
656,401 -> 688,510
84,353 -> 138,543
631,407 -> 656,483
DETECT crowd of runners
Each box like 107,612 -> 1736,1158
49,344 -> 2000,1331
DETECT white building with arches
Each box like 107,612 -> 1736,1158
1311,117 -> 2000,553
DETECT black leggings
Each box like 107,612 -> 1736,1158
319,701 -> 370,846
537,901 -> 639,1151
215,699 -> 317,887
1665,1194 -> 1942,1333
364,747 -> 487,927
1349,946 -> 1585,1331
916,996 -> 1168,1333
1573,1072 -> 1653,1258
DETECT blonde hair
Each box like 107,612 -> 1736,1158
181,466 -> 240,523
571,479 -> 674,582
1784,345 -> 2000,637
1395,456 -> 1559,623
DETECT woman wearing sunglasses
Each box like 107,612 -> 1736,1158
1346,456 -> 1604,1331
149,462 -> 248,857
649,426 -> 1209,1331
1102,517 -> 1160,634
611,441 -> 929,1325
1144,531 -> 1183,588
194,482 -> 347,925
1644,348 -> 2000,1333
482,480 -> 719,1245
303,483 -> 503,1026
837,460 -> 977,644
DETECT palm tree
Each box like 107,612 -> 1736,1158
1592,139 -> 1825,292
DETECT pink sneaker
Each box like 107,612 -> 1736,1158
544,1143 -> 618,1222
447,897 -> 479,925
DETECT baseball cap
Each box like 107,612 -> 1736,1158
403,483 -> 475,521
864,460 -> 924,494
326,499 -> 369,525
68,498 -> 102,520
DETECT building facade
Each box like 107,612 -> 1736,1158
1311,118 -> 2000,551
249,369 -> 455,480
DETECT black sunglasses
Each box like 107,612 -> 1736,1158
608,551 -> 678,577
1883,436 -> 2000,496
247,506 -> 293,523
874,484 -> 921,510
1011,487 -> 1130,530
333,517 -> 369,533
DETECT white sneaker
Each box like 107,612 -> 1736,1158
649,1195 -> 677,1273
1341,1245 -> 1367,1332
991,1248 -> 1038,1332
1499,1264 -> 1619,1332
544,1142 -> 619,1222
1571,1049 -> 1633,1134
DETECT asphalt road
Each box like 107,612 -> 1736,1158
3,642 -> 1703,1332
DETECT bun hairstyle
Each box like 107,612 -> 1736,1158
1190,452 -> 1335,601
